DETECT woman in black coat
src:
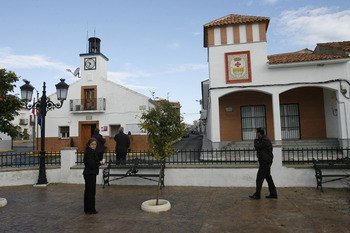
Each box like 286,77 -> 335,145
92,128 -> 106,161
83,138 -> 105,214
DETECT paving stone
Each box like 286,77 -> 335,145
0,184 -> 349,232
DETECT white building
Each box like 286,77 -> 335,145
41,37 -> 155,151
201,14 -> 350,149
0,108 -> 34,152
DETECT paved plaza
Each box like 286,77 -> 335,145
0,184 -> 349,232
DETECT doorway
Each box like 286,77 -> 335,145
79,121 -> 98,150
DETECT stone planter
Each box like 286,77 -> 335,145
0,198 -> 7,208
141,199 -> 171,213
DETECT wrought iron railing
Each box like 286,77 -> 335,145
282,147 -> 350,165
0,152 -> 61,168
76,149 -> 258,165
2,148 -> 349,168
69,98 -> 106,112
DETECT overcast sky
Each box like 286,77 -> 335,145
1,0 -> 350,124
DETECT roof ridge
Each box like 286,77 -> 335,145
204,14 -> 270,27
268,49 -> 313,56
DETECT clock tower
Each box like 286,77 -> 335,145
80,37 -> 109,80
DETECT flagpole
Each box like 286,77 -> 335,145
36,91 -> 39,151
32,97 -> 35,151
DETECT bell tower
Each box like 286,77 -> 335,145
88,37 -> 101,53
80,37 -> 109,80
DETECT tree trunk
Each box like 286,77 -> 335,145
156,162 -> 162,205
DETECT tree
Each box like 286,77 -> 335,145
0,69 -> 23,138
139,98 -> 185,205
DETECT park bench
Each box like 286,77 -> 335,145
102,158 -> 165,189
312,158 -> 350,192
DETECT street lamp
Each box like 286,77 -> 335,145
20,79 -> 69,185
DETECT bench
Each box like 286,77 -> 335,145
102,158 -> 165,189
312,158 -> 350,192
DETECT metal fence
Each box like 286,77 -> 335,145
0,152 -> 61,168
2,148 -> 349,168
76,149 -> 258,165
77,148 -> 350,166
282,147 -> 350,164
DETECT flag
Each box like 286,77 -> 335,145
32,98 -> 35,115
37,105 -> 42,126
36,93 -> 39,116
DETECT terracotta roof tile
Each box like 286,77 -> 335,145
204,14 -> 270,27
268,52 -> 348,64
317,41 -> 350,51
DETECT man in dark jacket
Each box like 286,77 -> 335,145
92,128 -> 106,161
114,127 -> 130,164
249,128 -> 277,200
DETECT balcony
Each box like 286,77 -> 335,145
70,98 -> 106,113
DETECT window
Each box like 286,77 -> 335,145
110,124 -> 121,137
241,105 -> 266,140
280,104 -> 300,139
59,126 -> 69,139
84,89 -> 95,110
126,123 -> 142,134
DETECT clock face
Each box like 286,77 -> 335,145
84,57 -> 96,70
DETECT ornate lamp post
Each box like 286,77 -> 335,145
20,79 -> 69,185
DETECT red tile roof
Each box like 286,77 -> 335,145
268,53 -> 347,64
204,14 -> 270,27
268,42 -> 350,64
317,41 -> 350,51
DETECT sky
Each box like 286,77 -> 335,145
1,0 -> 350,124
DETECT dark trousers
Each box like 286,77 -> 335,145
255,163 -> 277,197
116,151 -> 127,164
84,174 -> 97,213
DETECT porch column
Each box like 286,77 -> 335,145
209,91 -> 221,149
337,93 -> 350,147
272,93 -> 282,144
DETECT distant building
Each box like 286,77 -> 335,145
0,108 -> 35,152
155,100 -> 181,118
201,14 -> 350,149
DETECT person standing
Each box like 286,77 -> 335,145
83,138 -> 105,214
127,131 -> 133,153
92,128 -> 106,161
114,127 -> 130,164
249,128 -> 277,200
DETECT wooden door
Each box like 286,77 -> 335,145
84,89 -> 95,110
81,124 -> 96,150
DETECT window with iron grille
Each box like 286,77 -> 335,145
280,104 -> 300,139
241,105 -> 266,140
59,126 -> 69,139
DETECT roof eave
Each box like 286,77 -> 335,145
267,57 -> 350,69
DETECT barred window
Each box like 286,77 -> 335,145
59,126 -> 69,139
280,104 -> 300,139
241,105 -> 266,140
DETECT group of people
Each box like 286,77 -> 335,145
83,127 -> 277,214
83,127 -> 130,215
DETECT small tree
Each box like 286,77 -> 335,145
0,69 -> 23,138
139,98 -> 185,205
70,138 -> 75,147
